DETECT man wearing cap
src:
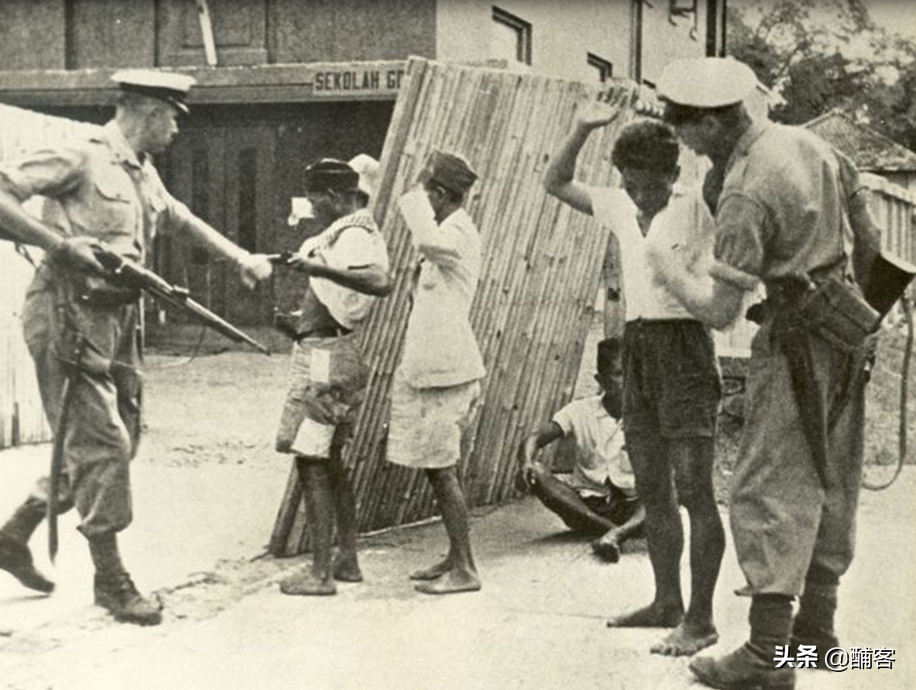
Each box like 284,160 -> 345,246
544,95 -> 724,657
649,57 -> 876,689
0,69 -> 272,625
274,158 -> 390,596
387,150 -> 486,595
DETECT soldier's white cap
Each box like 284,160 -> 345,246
348,154 -> 380,199
657,57 -> 757,109
111,69 -> 196,114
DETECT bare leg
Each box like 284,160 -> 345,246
280,456 -> 336,596
607,432 -> 683,628
652,437 -> 724,656
414,466 -> 481,595
592,503 -> 646,564
530,468 -> 616,535
328,442 -> 362,583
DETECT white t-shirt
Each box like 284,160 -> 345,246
552,395 -> 633,495
588,184 -> 715,321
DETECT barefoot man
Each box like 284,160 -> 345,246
387,150 -> 486,595
516,338 -> 645,563
545,92 -> 724,655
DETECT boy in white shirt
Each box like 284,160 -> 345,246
544,95 -> 724,657
516,339 -> 644,563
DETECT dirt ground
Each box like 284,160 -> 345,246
1,320 -> 915,690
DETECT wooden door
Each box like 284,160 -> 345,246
156,124 -> 276,325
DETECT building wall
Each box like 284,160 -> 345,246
0,0 -> 436,70
437,0 -> 712,83
436,0 -> 632,82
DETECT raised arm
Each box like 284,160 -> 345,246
543,86 -> 632,215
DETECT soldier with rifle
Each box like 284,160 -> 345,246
0,70 -> 272,626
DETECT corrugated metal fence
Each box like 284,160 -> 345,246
0,104 -> 98,448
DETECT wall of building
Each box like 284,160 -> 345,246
638,0 -> 712,84
436,0 -> 632,82
437,0 -> 713,84
0,0 -> 436,70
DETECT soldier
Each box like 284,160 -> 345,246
0,70 -> 273,625
274,158 -> 391,596
650,57 -> 877,689
387,151 -> 486,595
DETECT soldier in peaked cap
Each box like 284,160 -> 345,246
648,56 -> 882,689
0,68 -> 273,625
274,158 -> 391,596
387,149 -> 486,595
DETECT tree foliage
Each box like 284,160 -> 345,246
727,0 -> 916,152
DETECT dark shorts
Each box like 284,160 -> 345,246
622,319 -> 721,439
583,487 -> 641,526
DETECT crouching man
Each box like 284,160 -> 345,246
275,158 -> 391,596
516,339 -> 644,563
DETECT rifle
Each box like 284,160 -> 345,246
92,245 -> 271,356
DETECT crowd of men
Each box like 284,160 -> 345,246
0,54 -> 890,689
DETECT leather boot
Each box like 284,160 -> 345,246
690,644 -> 796,690
94,572 -> 162,626
0,498 -> 54,593
791,580 -> 839,671
690,594 -> 796,690
89,533 -> 162,626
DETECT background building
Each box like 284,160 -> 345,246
0,0 -> 726,329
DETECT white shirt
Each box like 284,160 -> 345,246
552,395 -> 633,494
588,184 -> 715,321
299,209 -> 389,330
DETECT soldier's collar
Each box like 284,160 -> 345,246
101,120 -> 146,170
725,120 -> 769,175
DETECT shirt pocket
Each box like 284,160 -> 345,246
88,165 -> 138,238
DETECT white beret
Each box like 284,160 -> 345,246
111,69 -> 197,113
657,58 -> 757,109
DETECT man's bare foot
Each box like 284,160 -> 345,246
332,553 -> 363,583
409,559 -> 451,581
414,570 -> 481,595
591,538 -> 620,563
279,570 -> 336,596
650,621 -> 719,656
606,602 -> 683,628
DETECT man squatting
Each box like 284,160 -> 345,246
0,70 -> 273,625
274,157 -> 391,596
650,57 -> 878,690
545,91 -> 725,657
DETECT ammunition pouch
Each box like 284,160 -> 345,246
769,276 -> 879,354
796,277 -> 879,353
73,273 -> 141,307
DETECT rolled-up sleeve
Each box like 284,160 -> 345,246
0,148 -> 85,201
709,192 -> 769,291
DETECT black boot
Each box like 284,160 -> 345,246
89,533 -> 162,626
690,594 -> 796,690
0,498 -> 54,593
94,572 -> 163,626
791,579 -> 839,671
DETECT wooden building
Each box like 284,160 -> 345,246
0,0 -> 726,330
